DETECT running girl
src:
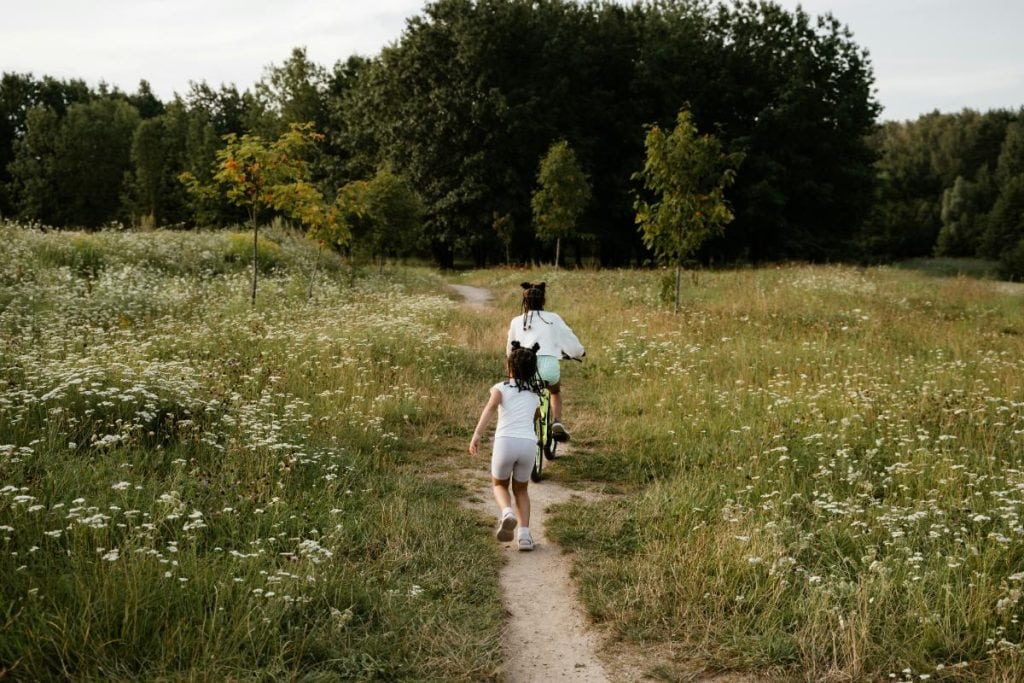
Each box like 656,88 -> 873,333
469,341 -> 543,551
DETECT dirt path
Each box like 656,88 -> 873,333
448,283 -> 493,308
449,283 -> 617,682
459,465 -> 612,682
448,282 -> 761,682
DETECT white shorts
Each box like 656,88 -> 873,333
491,436 -> 535,482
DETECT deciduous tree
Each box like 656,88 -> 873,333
181,122 -> 325,304
0,72 -> 93,217
335,168 -> 423,268
9,98 -> 139,227
532,140 -> 590,268
634,110 -> 741,311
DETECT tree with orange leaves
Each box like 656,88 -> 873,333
181,122 -> 345,304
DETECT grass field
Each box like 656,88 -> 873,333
4,223 -> 1024,681
457,266 -> 1024,681
0,224 -> 504,680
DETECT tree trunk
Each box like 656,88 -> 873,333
674,263 -> 682,313
250,218 -> 259,306
555,237 -> 561,269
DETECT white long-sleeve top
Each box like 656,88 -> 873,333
507,310 -> 585,360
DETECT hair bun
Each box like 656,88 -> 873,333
531,343 -> 540,352
520,282 -> 533,290
510,340 -> 522,349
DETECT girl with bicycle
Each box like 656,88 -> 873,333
469,341 -> 543,551
507,282 -> 584,442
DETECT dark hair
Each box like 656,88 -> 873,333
508,341 -> 542,392
520,281 -> 546,311
520,281 -> 551,330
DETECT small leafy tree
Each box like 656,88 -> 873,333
492,212 -> 514,265
181,122 -> 324,304
301,198 -> 351,298
363,168 -> 424,268
634,110 -> 742,311
336,169 -> 423,269
333,179 -> 372,248
531,140 -> 590,268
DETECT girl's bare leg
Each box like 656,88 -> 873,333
510,478 -> 531,528
492,476 -> 513,512
550,392 -> 562,421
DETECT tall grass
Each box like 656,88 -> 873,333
0,223 -> 503,680
460,265 -> 1024,681
8,222 -> 1024,680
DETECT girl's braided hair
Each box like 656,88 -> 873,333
508,341 -> 543,393
520,281 -> 551,330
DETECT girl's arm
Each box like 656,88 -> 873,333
469,388 -> 502,455
557,318 -> 585,360
506,320 -> 516,356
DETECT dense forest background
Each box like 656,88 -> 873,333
1,0 -> 1022,274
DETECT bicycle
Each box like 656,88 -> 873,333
531,384 -> 557,482
530,354 -> 581,482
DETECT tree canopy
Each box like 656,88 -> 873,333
6,2 -> 1019,274
343,0 -> 879,266
860,108 -> 1024,275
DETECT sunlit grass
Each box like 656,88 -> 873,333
8,220 -> 1024,680
457,264 -> 1024,681
0,222 -> 503,680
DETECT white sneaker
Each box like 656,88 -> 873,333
518,534 -> 535,552
496,511 -> 517,542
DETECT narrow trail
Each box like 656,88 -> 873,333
447,283 -> 760,683
448,283 -> 620,682
448,283 -> 493,308
462,467 -> 613,682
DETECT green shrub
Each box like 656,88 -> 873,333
36,233 -> 107,277
222,232 -> 284,273
999,238 -> 1024,281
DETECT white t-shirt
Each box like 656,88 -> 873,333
506,310 -> 585,359
493,381 -> 540,440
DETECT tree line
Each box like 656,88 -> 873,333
861,110 -> 1024,276
1,0 -> 1020,275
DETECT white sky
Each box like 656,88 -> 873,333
1,0 -> 1022,122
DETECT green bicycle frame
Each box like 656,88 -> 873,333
532,387 -> 554,482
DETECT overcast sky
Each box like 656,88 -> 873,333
2,0 -> 1022,122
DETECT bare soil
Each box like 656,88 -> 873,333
463,467 -> 620,681
448,283 -> 771,683
449,283 -> 629,681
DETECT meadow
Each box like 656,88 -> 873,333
457,265 -> 1024,681
0,223 -> 505,680
4,224 -> 1024,681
